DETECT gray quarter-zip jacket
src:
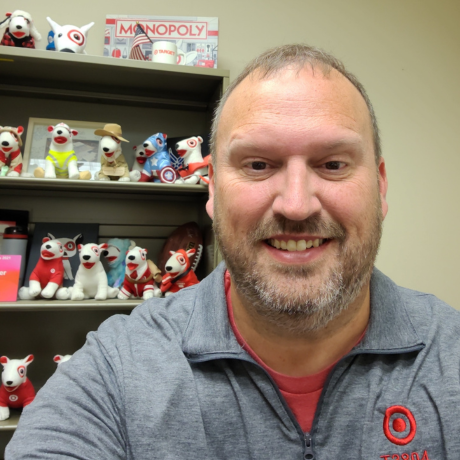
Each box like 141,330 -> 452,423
6,263 -> 460,459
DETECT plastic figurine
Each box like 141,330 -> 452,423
0,355 -> 35,421
0,126 -> 24,177
95,124 -> 131,182
34,123 -> 91,180
136,133 -> 177,184
0,10 -> 41,48
18,237 -> 70,300
53,355 -> 72,365
129,144 -> 147,182
46,30 -> 55,51
103,238 -> 136,288
70,243 -> 119,300
46,17 -> 94,54
160,248 -> 199,296
117,246 -> 162,300
173,136 -> 210,185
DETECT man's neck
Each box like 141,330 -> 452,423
230,280 -> 370,377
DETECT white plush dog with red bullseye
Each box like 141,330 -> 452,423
70,243 -> 119,300
117,246 -> 162,300
174,136 -> 209,185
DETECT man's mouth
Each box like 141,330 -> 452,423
266,238 -> 331,251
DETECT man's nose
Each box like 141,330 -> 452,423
271,161 -> 322,221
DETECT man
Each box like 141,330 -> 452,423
7,45 -> 460,459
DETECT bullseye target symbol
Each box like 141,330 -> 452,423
383,405 -> 416,446
9,395 -> 18,402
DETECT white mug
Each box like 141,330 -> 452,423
152,41 -> 185,65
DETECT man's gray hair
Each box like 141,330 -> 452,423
210,44 -> 381,164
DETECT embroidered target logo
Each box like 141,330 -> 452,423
383,405 -> 416,446
9,395 -> 18,402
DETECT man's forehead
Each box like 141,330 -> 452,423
215,66 -> 374,152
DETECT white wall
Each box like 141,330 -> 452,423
4,0 -> 460,307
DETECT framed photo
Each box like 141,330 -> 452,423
23,118 -> 107,180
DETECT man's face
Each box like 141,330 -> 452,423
207,66 -> 388,333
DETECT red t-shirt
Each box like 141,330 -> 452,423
225,270 -> 364,433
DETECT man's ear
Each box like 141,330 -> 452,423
378,157 -> 388,220
206,162 -> 215,219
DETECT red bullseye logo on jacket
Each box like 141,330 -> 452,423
383,406 -> 416,445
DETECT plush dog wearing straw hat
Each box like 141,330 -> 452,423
95,124 -> 131,182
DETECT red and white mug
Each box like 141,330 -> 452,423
152,41 -> 185,65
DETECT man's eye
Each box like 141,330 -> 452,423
251,161 -> 267,170
324,161 -> 343,170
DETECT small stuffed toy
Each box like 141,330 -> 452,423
95,124 -> 131,182
129,144 -> 148,182
18,237 -> 70,300
0,126 -> 24,177
0,10 -> 41,48
103,238 -> 136,288
173,136 -> 210,185
34,123 -> 91,180
160,248 -> 199,296
136,133 -> 177,184
117,246 -> 162,300
53,355 -> 72,365
0,355 -> 35,421
46,17 -> 94,54
70,243 -> 119,300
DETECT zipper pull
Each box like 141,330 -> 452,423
304,432 -> 314,459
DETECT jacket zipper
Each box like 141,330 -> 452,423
304,432 -> 314,459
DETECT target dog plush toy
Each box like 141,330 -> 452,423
18,237 -> 70,300
173,136 -> 210,185
129,144 -> 148,182
160,248 -> 199,296
0,355 -> 35,421
0,126 -> 25,177
70,243 -> 119,300
136,133 -> 177,184
53,355 -> 72,365
46,17 -> 94,54
103,238 -> 136,288
117,246 -> 162,300
34,123 -> 91,180
95,124 -> 131,182
0,10 -> 41,48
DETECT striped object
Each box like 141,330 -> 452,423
128,23 -> 151,61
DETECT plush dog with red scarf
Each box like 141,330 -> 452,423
0,10 -> 41,48
174,136 -> 210,185
0,355 -> 35,421
0,126 -> 24,177
18,237 -> 70,300
118,246 -> 162,300
70,243 -> 119,300
160,248 -> 199,296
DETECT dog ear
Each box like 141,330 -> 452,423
42,237 -> 50,243
71,130 -> 78,137
47,125 -> 54,133
74,234 -> 84,245
24,355 -> 34,365
77,244 -> 83,252
99,243 -> 108,250
17,126 -> 24,136
186,248 -> 196,257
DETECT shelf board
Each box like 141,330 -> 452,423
0,176 -> 209,196
0,410 -> 20,431
0,47 -> 229,110
0,299 -> 142,312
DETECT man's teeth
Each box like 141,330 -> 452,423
269,238 -> 325,251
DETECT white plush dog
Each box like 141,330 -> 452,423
71,243 -> 119,300
0,126 -> 24,177
53,355 -> 72,365
129,144 -> 147,182
174,136 -> 209,185
46,17 -> 94,54
117,246 -> 162,300
0,10 -> 41,47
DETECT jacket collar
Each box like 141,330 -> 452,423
182,263 -> 425,360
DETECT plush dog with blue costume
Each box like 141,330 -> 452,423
103,238 -> 136,288
137,133 -> 177,184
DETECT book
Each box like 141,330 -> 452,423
0,255 -> 21,301
24,223 -> 99,288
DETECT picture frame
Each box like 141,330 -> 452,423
23,118 -> 108,180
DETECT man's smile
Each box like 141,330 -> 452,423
266,237 -> 331,251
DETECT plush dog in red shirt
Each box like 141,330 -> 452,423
160,248 -> 199,296
0,355 -> 35,421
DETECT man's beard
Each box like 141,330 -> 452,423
214,197 -> 383,334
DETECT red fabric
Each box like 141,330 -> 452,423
1,29 -> 36,48
178,155 -> 210,177
225,270 -> 365,433
120,266 -> 155,298
29,257 -> 64,288
0,148 -> 22,173
0,378 -> 35,409
161,269 -> 199,294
